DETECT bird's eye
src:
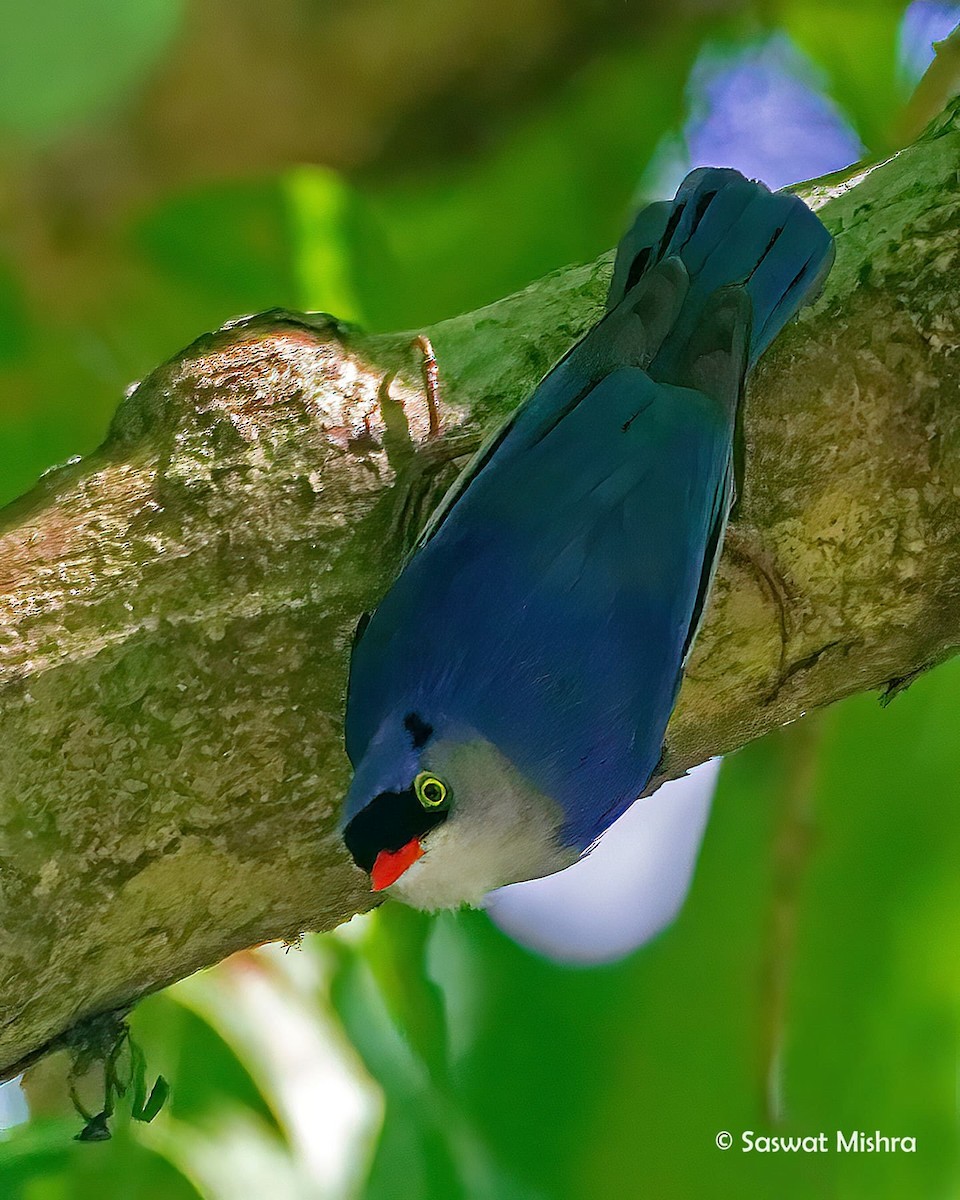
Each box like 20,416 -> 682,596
414,772 -> 449,809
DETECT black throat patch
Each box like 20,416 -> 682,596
343,786 -> 448,873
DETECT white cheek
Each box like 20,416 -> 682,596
391,779 -> 575,911
392,823 -> 491,911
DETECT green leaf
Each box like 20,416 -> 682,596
134,1077 -> 170,1125
126,1034 -> 169,1123
780,658 -> 960,1196
0,1119 -> 203,1200
285,167 -> 366,323
363,904 -> 453,1088
0,1117 -> 76,1168
777,0 -> 911,151
328,936 -> 429,1103
129,1039 -> 148,1119
130,993 -> 280,1131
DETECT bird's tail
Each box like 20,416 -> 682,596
606,167 -> 834,379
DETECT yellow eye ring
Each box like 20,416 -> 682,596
414,772 -> 449,809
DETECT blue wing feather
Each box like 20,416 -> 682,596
348,369 -> 731,845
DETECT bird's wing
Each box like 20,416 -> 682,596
346,256 -> 692,769
347,364 -> 736,846
411,256 -> 692,559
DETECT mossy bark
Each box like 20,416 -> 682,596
3,104 -> 960,1078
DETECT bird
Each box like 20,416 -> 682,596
340,167 -> 834,911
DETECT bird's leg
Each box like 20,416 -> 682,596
406,334 -> 481,465
376,334 -> 486,545
411,334 -> 442,440
373,368 -> 417,546
375,339 -> 476,549
374,332 -> 439,455
376,335 -> 473,468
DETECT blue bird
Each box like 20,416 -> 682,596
341,167 -> 834,909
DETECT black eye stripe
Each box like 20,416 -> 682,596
343,786 -> 447,873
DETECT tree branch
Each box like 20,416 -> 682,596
3,103 -> 960,1079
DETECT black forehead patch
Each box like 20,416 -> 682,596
403,712 -> 433,749
343,786 -> 447,873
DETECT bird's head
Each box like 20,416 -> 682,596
341,711 -> 576,910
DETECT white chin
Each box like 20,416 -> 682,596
389,850 -> 493,911
388,820 -> 575,912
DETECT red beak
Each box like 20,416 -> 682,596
371,838 -> 424,892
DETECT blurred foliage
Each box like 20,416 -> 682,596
0,0 -> 183,142
0,0 -> 921,507
2,1 -> 959,1198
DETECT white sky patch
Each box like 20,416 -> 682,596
0,1077 -> 28,1131
485,759 -> 720,965
642,34 -> 864,198
899,2 -> 960,88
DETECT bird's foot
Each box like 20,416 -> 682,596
374,333 -> 441,451
411,334 -> 441,440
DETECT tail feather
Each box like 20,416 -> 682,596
606,200 -> 671,311
750,204 -> 835,355
608,167 -> 834,379
658,168 -> 757,275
